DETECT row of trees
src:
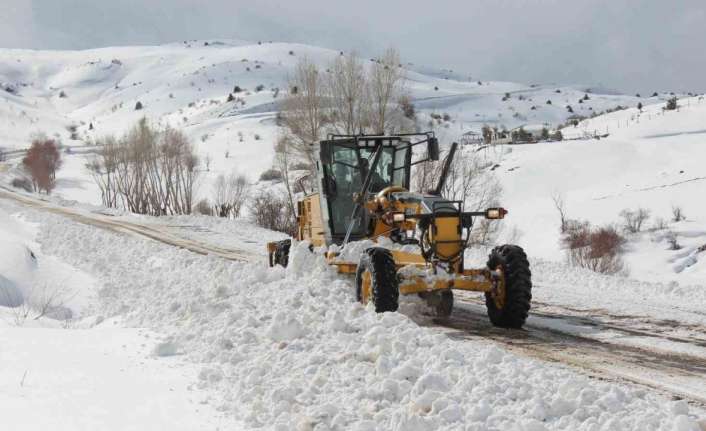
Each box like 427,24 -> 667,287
87,119 -> 200,215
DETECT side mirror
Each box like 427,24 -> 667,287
427,137 -> 440,161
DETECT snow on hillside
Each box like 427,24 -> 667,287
1,40 -> 648,202
0,198 -> 701,430
494,95 -> 706,285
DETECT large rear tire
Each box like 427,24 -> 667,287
485,245 -> 532,328
355,248 -> 399,313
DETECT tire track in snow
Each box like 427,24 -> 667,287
428,297 -> 706,408
0,187 -> 260,263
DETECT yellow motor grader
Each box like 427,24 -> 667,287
267,133 -> 531,328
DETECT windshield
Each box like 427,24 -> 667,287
323,142 -> 410,240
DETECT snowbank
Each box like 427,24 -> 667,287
0,203 -> 97,320
25,208 -> 704,430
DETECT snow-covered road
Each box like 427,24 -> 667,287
3,187 -> 706,407
2,189 -> 706,429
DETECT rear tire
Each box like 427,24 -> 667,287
355,248 -> 399,312
485,245 -> 532,328
272,239 -> 291,268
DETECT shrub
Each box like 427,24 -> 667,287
59,90 -> 67,98
652,92 -> 659,97
620,208 -> 650,233
399,96 -> 415,120
233,85 -> 243,93
434,86 -> 439,91
212,173 -> 249,218
442,113 -> 451,122
227,93 -> 235,102
254,134 -> 261,141
566,105 -> 573,113
552,130 -> 563,141
250,190 -> 296,235
195,199 -> 214,216
22,137 -> 62,194
255,84 -> 265,92
563,222 -> 626,274
259,168 -> 282,181
540,127 -> 550,140
665,231 -> 681,250
665,97 -> 678,110
11,176 -> 33,192
672,206 -> 685,222
546,99 -> 552,105
637,102 -> 643,111
289,50 -> 294,55
135,101 -> 143,110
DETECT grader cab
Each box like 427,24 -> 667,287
267,133 -> 531,328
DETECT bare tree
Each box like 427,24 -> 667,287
282,58 -> 326,168
672,205 -> 686,222
212,172 -> 249,218
327,52 -> 368,135
275,135 -> 297,222
22,136 -> 62,194
552,192 -> 568,233
88,119 -> 200,215
250,190 -> 297,236
368,48 -> 405,134
620,208 -> 650,233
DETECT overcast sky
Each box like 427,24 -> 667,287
2,0 -> 705,94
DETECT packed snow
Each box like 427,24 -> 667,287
1,198 -> 703,430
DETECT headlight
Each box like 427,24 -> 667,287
486,208 -> 508,219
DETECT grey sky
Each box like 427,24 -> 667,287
2,0 -> 705,94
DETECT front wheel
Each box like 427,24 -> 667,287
355,248 -> 399,313
485,245 -> 532,328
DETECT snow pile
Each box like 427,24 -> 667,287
28,209 -> 704,430
0,206 -> 96,319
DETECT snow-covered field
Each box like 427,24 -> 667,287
2,39 -> 706,430
1,198 -> 705,430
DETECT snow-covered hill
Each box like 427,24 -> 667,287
1,39 -> 655,202
495,95 -> 706,285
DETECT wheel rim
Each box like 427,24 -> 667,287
491,266 -> 506,309
361,270 -> 372,305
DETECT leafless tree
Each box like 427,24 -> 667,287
281,58 -> 326,169
250,190 -> 297,236
552,192 -> 568,233
620,208 -> 650,233
368,48 -> 406,134
88,119 -> 200,215
212,171 -> 249,218
327,52 -> 369,135
672,205 -> 685,222
275,135 -> 297,222
22,136 -> 62,194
